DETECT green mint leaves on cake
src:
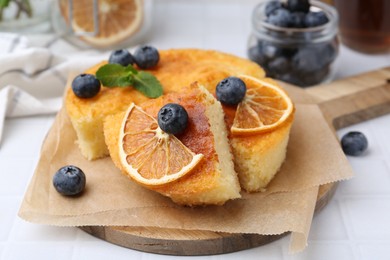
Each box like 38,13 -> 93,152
96,63 -> 163,98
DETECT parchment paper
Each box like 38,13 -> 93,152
18,85 -> 354,253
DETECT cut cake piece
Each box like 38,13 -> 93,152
104,83 -> 241,206
223,77 -> 294,192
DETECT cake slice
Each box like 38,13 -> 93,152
104,83 -> 241,206
222,76 -> 294,192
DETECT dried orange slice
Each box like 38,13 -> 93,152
59,0 -> 143,47
231,75 -> 293,135
119,103 -> 204,186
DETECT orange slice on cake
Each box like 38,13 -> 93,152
118,103 -> 204,186
231,75 -> 293,135
59,0 -> 143,47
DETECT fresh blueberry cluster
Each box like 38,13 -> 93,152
72,45 -> 160,98
248,0 -> 338,87
109,45 -> 160,69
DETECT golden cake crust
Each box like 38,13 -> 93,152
65,49 -> 265,121
65,49 -> 266,160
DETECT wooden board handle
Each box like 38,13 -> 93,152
306,67 -> 390,129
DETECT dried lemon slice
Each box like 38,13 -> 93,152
118,103 -> 203,186
60,0 -> 143,47
231,75 -> 293,135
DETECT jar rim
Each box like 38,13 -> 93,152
252,0 -> 339,44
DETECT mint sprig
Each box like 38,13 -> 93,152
96,64 -> 163,98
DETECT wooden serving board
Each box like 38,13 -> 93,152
81,67 -> 390,256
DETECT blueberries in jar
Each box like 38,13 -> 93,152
278,73 -> 302,86
158,103 -> 189,135
267,8 -> 291,27
265,0 -> 283,16
341,131 -> 368,156
286,0 -> 310,13
109,49 -> 135,66
279,45 -> 298,58
53,165 -> 86,196
305,11 -> 329,27
248,45 -> 268,66
71,74 -> 101,99
248,0 -> 338,87
262,42 -> 283,60
267,56 -> 290,74
320,42 -> 338,66
298,67 -> 330,87
289,12 -> 306,28
292,46 -> 324,74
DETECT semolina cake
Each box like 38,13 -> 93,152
65,49 -> 265,160
104,84 -> 241,206
66,48 -> 295,196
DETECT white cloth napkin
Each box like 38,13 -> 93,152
0,33 -> 108,146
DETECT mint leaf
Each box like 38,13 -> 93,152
133,71 -> 163,98
95,63 -> 163,98
0,0 -> 11,8
96,64 -> 133,87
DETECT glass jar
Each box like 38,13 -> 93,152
247,0 -> 339,87
50,0 -> 153,50
333,0 -> 390,54
0,0 -> 51,33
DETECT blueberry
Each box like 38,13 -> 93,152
278,73 -> 302,86
248,45 -> 268,66
286,0 -> 310,13
292,47 -> 324,74
53,165 -> 86,196
289,12 -> 306,28
267,56 -> 290,74
341,131 -> 368,156
305,11 -> 329,27
262,42 -> 283,60
108,49 -> 135,66
133,45 -> 160,69
216,77 -> 247,106
310,42 -> 338,69
265,1 -> 283,16
280,46 -> 298,58
158,103 -> 189,135
71,74 -> 101,99
298,67 -> 330,86
267,8 -> 291,27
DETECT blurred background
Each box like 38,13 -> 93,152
0,1 -> 389,259
0,0 -> 388,85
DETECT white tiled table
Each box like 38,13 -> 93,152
1,0 -> 390,259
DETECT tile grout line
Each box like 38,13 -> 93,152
334,198 -> 361,259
